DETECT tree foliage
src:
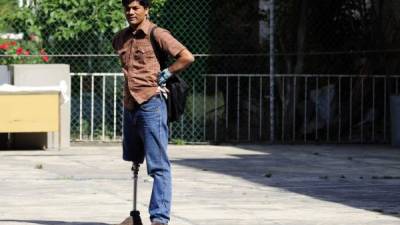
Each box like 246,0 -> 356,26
0,0 -> 18,32
5,0 -> 167,54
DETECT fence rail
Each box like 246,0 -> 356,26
70,73 -> 397,144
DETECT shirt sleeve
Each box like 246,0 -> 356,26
112,34 -> 119,52
112,29 -> 125,52
154,28 -> 187,58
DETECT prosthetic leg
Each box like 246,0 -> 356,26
130,163 -> 143,225
117,163 -> 143,225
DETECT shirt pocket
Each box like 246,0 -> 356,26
143,45 -> 156,59
135,46 -> 156,65
133,48 -> 145,64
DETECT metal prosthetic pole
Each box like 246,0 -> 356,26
130,163 -> 142,225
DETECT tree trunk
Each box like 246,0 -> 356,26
283,0 -> 308,140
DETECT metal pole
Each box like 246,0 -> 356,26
132,163 -> 139,211
269,0 -> 275,142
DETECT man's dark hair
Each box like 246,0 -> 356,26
122,0 -> 150,8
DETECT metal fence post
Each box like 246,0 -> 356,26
269,0 -> 275,142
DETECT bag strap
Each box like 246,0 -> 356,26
149,26 -> 173,123
149,26 -> 168,70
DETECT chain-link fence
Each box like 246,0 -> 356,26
2,0 -> 400,144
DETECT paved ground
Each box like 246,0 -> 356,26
0,144 -> 399,225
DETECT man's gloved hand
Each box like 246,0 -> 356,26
158,68 -> 173,86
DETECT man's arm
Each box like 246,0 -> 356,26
155,28 -> 195,85
168,49 -> 195,74
158,49 -> 195,85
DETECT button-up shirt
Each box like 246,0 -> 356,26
112,20 -> 186,108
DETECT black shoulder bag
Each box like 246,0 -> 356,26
149,26 -> 189,123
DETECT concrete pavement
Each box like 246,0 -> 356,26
0,144 -> 399,225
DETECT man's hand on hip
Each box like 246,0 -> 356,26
158,68 -> 173,86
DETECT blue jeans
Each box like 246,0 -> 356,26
123,94 -> 171,224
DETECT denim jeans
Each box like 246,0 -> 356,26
123,94 -> 171,224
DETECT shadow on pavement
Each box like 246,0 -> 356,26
0,220 -> 110,225
172,144 -> 400,219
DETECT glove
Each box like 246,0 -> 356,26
158,68 -> 173,86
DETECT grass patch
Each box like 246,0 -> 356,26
171,138 -> 187,145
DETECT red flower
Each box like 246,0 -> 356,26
24,50 -> 30,55
42,55 -> 49,62
10,41 -> 17,46
16,47 -> 23,55
40,49 -> 49,62
0,43 -> 9,50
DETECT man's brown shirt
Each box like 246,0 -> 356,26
112,20 -> 186,108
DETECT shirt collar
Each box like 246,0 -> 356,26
130,19 -> 152,35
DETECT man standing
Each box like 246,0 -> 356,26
112,0 -> 194,224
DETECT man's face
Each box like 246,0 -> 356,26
125,1 -> 149,27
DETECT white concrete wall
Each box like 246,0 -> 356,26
10,64 -> 71,150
